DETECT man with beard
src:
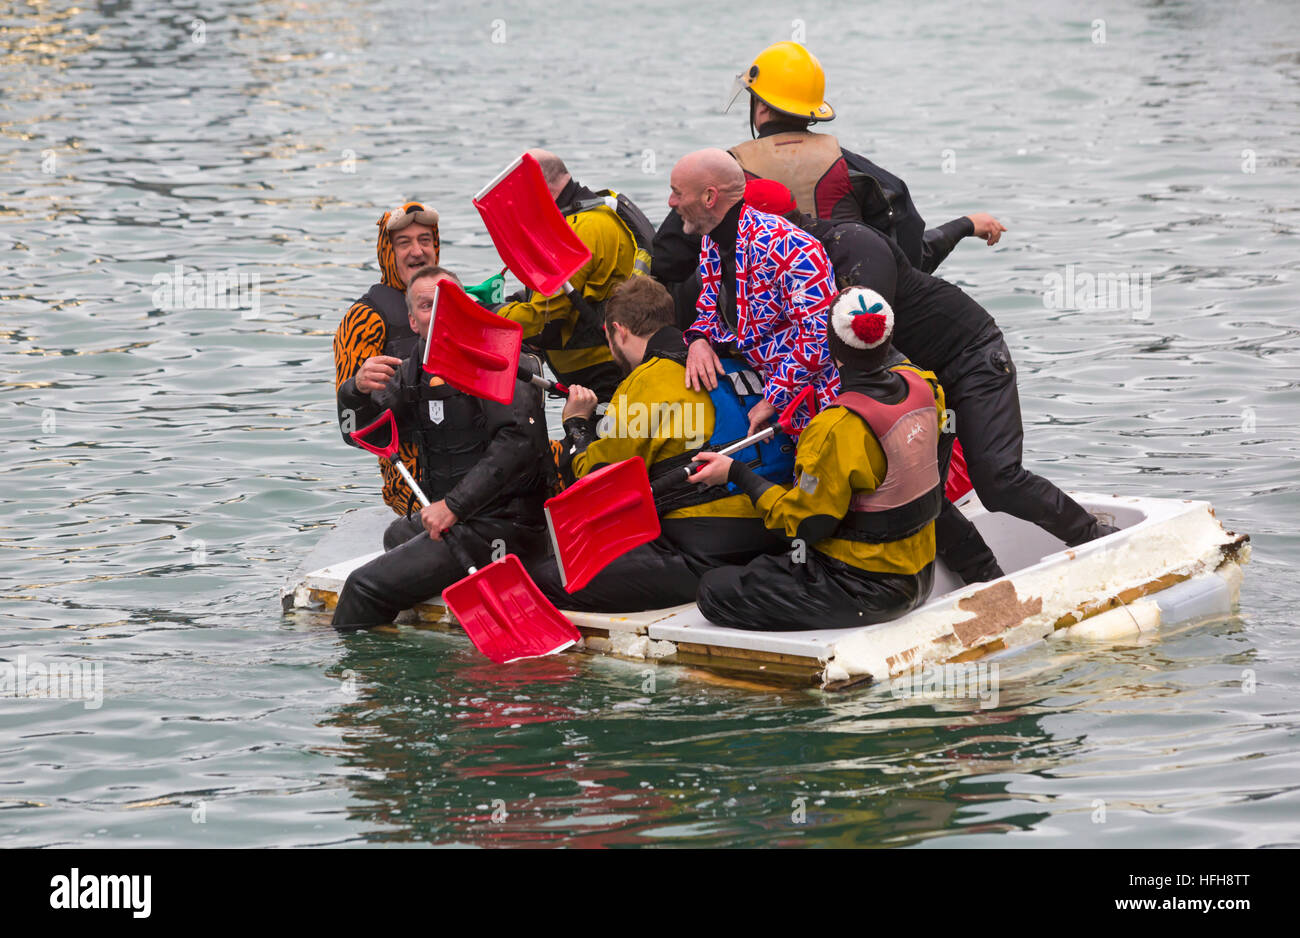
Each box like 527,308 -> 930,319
653,42 -> 1005,324
671,148 -> 839,437
333,201 -> 442,512
528,276 -> 792,613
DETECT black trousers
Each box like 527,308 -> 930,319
532,516 -> 789,614
331,514 -> 549,629
697,550 -> 935,632
936,334 -> 1103,570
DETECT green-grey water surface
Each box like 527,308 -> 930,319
2,0 -> 1298,847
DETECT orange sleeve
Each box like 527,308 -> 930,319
333,303 -> 386,390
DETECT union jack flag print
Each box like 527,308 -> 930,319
688,205 -> 839,432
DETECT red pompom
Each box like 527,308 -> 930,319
851,313 -> 887,346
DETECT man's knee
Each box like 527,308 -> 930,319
696,566 -> 742,625
968,460 -> 1027,512
383,515 -> 422,551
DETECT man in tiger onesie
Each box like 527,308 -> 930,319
332,202 -> 440,513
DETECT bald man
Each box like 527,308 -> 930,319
495,149 -> 655,401
670,148 -> 839,435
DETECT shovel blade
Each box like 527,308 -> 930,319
544,457 -> 661,593
472,153 -> 592,297
442,555 -> 581,664
945,438 -> 973,503
423,280 -> 523,404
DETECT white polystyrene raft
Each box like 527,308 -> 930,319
283,493 -> 1248,688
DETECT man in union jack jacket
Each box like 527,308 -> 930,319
669,148 -> 839,435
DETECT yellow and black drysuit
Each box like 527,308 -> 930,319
332,354 -> 552,629
332,206 -> 439,513
696,361 -> 945,631
497,179 -> 653,402
528,326 -> 794,612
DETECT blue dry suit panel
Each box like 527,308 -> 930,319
707,358 -> 797,491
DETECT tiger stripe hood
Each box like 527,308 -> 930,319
376,202 -> 441,291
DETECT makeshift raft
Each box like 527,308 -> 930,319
282,493 -> 1248,691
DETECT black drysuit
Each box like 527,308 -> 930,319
331,356 -> 552,628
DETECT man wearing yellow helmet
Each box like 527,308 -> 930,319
729,41 -> 1005,268
652,42 -> 1006,321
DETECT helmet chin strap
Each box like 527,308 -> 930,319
749,94 -> 759,139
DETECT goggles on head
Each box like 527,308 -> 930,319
386,202 -> 440,233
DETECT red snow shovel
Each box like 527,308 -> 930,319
472,152 -> 595,311
441,531 -> 581,664
945,438 -> 974,503
544,457 -> 662,594
350,410 -> 579,663
421,279 -> 523,405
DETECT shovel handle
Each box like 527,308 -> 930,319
520,367 -> 568,397
649,427 -> 777,498
392,460 -> 432,509
563,281 -> 600,324
443,527 -> 479,576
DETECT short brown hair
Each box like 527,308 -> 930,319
404,265 -> 462,311
604,276 -> 674,338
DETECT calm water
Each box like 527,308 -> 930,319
2,0 -> 1298,847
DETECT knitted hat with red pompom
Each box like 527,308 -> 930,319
827,287 -> 895,372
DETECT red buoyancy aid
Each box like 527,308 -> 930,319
832,369 -> 943,543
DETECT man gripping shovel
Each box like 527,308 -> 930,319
332,265 -> 561,642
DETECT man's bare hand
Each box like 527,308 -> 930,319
966,213 -> 1007,246
420,500 -> 458,540
356,355 -> 403,394
561,384 -> 598,422
689,451 -> 733,487
746,398 -> 777,437
685,338 -> 724,392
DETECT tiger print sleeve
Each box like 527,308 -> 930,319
333,302 -> 387,390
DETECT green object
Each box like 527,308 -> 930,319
465,272 -> 506,306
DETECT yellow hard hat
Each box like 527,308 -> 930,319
730,41 -> 834,122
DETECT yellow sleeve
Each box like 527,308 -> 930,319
752,411 -> 877,542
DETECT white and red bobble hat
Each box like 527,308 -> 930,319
827,287 -> 895,371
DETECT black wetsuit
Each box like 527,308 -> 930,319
332,356 -> 552,628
